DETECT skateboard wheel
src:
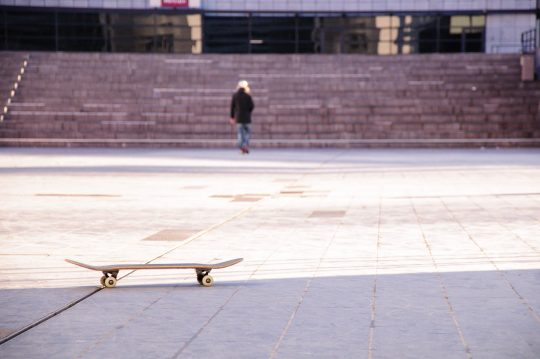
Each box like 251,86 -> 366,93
197,274 -> 203,285
201,275 -> 213,287
104,276 -> 117,288
100,276 -> 107,286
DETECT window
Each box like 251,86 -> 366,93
202,14 -> 485,54
0,9 -> 485,55
3,11 -> 56,50
204,15 -> 317,54
57,13 -> 106,52
0,9 -> 201,53
203,16 -> 250,53
250,17 -> 297,54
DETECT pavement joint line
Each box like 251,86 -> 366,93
77,284 -> 180,358
440,198 -> 540,325
367,198 -> 382,359
172,197 -> 277,358
223,171 -> 340,358
244,154 -> 336,281
171,287 -> 241,359
499,194 -> 540,220
118,204 -> 257,282
0,203 -> 259,347
1,148 -> 540,357
269,200 -> 347,359
410,199 -> 473,359
226,155 -> 327,281
0,287 -> 102,346
469,195 -> 540,254
269,275 -> 313,359
115,171 -> 304,285
387,192 -> 540,199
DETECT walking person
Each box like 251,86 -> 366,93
230,80 -> 254,154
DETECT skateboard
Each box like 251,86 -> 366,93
65,258 -> 243,288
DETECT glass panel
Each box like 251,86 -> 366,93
105,13 -> 200,53
450,15 -> 484,34
251,17 -> 295,41
471,15 -> 485,27
203,16 -> 249,53
202,14 -> 485,55
317,16 -> 379,54
250,17 -> 296,53
0,10 -> 486,55
5,11 -> 55,50
296,17 -> 316,53
58,38 -> 107,52
188,14 -> 202,54
57,13 -> 106,51
375,16 -> 399,55
108,14 -> 152,53
464,33 -> 484,52
450,15 -> 471,34
0,11 -> 5,50
154,14 -> 201,53
438,40 -> 462,53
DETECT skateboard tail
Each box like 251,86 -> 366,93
65,258 -> 100,270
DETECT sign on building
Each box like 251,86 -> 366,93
162,0 -> 189,7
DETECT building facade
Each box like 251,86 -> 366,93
0,0 -> 538,54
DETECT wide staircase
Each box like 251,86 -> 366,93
0,51 -> 539,147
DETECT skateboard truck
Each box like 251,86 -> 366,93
101,270 -> 119,288
195,269 -> 213,287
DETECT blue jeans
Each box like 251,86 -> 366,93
236,123 -> 251,149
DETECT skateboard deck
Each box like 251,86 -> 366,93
65,258 -> 243,288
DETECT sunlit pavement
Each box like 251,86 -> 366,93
0,147 -> 539,358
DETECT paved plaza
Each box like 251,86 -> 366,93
0,147 -> 539,358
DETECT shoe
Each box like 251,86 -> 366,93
240,146 -> 249,155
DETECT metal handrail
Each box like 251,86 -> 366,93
521,28 -> 536,54
1,56 -> 29,123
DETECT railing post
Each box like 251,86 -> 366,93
537,19 -> 540,48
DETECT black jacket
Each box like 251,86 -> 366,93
230,89 -> 254,124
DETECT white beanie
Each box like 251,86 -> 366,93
237,80 -> 249,89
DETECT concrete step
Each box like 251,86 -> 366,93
1,51 -> 538,147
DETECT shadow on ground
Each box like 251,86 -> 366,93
1,269 -> 539,358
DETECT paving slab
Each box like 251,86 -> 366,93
0,148 -> 539,358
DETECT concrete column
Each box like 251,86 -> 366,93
521,54 -> 535,81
